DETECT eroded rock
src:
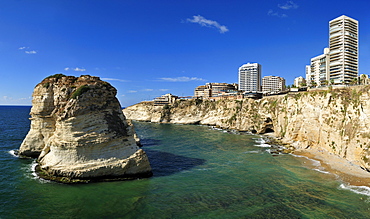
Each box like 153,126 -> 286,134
19,74 -> 152,182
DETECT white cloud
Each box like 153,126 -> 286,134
73,67 -> 86,72
268,10 -> 287,18
101,78 -> 129,82
159,76 -> 206,82
143,89 -> 154,92
128,90 -> 138,93
64,67 -> 86,72
278,1 -> 298,10
187,15 -> 229,33
159,89 -> 169,92
18,47 -> 28,50
25,50 -> 37,54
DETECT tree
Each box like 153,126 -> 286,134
360,74 -> 368,85
350,78 -> 358,85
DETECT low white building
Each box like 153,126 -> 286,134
154,93 -> 178,106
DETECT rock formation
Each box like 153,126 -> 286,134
123,86 -> 370,172
19,74 -> 152,182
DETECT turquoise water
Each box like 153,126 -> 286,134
1,106 -> 370,218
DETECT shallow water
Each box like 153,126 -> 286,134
1,106 -> 370,218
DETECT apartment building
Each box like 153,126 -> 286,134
194,83 -> 238,99
310,48 -> 330,86
306,15 -> 358,86
238,63 -> 261,92
329,15 -> 358,84
294,76 -> 306,88
262,76 -> 285,93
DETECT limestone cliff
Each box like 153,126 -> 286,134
19,74 -> 152,182
123,86 -> 370,172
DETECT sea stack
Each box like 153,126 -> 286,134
19,74 -> 152,182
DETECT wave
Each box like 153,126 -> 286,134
339,184 -> 370,197
23,161 -> 51,184
254,138 -> 271,148
8,150 -> 19,157
314,168 -> 331,174
243,150 -> 261,154
291,154 -> 321,167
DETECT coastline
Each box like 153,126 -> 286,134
260,132 -> 370,187
293,150 -> 370,187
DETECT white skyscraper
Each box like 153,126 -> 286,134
329,15 -> 358,84
238,63 -> 261,92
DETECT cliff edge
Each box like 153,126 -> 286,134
123,86 -> 370,176
19,74 -> 152,182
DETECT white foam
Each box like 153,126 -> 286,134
339,184 -> 370,197
31,161 -> 38,177
314,168 -> 331,174
26,161 -> 50,184
8,150 -> 19,157
291,154 -> 321,166
254,138 -> 271,148
244,150 -> 260,154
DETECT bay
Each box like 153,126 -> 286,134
1,106 -> 370,218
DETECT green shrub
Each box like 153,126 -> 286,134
43,82 -> 50,89
71,85 -> 90,99
45,74 -> 66,80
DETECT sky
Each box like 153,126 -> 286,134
1,0 -> 370,107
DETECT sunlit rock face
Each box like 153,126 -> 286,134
19,74 -> 152,182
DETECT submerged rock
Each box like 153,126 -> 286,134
19,74 -> 152,182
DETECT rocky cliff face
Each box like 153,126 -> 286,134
123,86 -> 370,172
19,74 -> 152,182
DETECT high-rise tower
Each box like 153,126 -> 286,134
329,15 -> 358,84
238,63 -> 261,92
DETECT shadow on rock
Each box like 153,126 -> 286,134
145,149 -> 206,177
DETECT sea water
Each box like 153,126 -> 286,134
1,106 -> 370,218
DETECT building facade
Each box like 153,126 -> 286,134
310,48 -> 330,86
262,76 -> 285,93
294,76 -> 306,88
154,93 -> 178,106
194,83 -> 237,99
238,63 -> 261,92
329,15 -> 358,84
305,65 -> 312,86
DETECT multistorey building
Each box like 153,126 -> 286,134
194,83 -> 237,99
294,76 -> 306,88
310,48 -> 330,86
305,65 -> 312,86
262,76 -> 285,93
238,63 -> 261,92
329,15 -> 358,84
306,15 -> 358,86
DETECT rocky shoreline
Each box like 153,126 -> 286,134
123,86 -> 370,182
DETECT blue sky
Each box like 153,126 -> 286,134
1,0 -> 370,107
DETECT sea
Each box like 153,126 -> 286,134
1,106 -> 370,218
